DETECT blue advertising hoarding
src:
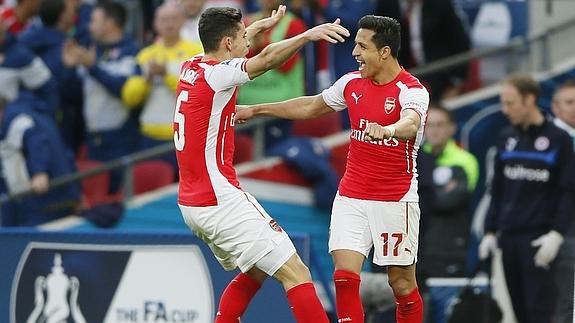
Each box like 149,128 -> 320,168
0,229 -> 311,323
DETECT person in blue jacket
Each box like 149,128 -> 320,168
0,17 -> 59,118
62,2 -> 147,193
18,0 -> 85,153
0,92 -> 80,227
478,74 -> 575,323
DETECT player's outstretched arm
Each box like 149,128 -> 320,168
245,19 -> 349,79
236,94 -> 334,123
245,5 -> 286,40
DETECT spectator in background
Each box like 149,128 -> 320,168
238,0 -> 307,150
376,0 -> 470,100
62,2 -> 146,193
420,104 -> 478,277
72,0 -> 93,46
287,0 -> 331,93
136,2 -> 202,174
0,16 -> 59,118
179,0 -> 206,44
478,75 -> 574,323
0,92 -> 79,227
19,0 -> 85,153
551,80 -> 575,323
0,0 -> 40,34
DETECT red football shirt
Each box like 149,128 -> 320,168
321,69 -> 429,202
174,55 -> 250,207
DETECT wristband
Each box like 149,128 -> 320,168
384,125 -> 396,138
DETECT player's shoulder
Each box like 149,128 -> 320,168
218,57 -> 247,70
396,70 -> 426,90
335,71 -> 363,87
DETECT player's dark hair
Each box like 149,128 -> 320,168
95,2 -> 127,29
430,103 -> 455,124
358,15 -> 401,58
505,74 -> 540,101
39,0 -> 66,27
199,7 -> 243,53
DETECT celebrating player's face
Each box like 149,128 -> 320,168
352,29 -> 381,79
229,22 -> 250,58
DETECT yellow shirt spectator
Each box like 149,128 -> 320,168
137,39 -> 202,140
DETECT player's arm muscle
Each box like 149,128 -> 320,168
251,94 -> 334,120
244,34 -> 309,79
391,109 -> 421,140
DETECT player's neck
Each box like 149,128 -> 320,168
372,61 -> 402,85
203,50 -> 232,63
521,107 -> 545,130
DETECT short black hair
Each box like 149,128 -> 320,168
358,15 -> 401,58
39,0 -> 66,27
199,7 -> 243,53
95,2 -> 127,29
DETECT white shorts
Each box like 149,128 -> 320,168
328,193 -> 420,266
179,191 -> 296,276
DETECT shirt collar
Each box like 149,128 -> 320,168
553,118 -> 575,138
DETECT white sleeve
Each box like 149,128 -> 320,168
203,58 -> 251,91
321,74 -> 354,112
0,114 -> 34,194
397,83 -> 429,121
20,57 -> 51,89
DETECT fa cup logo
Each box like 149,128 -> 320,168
27,253 -> 86,323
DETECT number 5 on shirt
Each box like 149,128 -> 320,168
174,90 -> 188,151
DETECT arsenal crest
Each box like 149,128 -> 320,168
384,97 -> 396,114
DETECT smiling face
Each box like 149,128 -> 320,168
352,28 -> 387,79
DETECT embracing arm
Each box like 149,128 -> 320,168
236,94 -> 334,122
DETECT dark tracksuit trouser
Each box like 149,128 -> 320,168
499,233 -> 556,323
554,236 -> 575,323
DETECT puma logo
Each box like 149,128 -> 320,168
351,92 -> 362,104
404,248 -> 412,254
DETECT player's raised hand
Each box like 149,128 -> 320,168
304,18 -> 350,44
256,5 -> 287,31
235,105 -> 255,124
